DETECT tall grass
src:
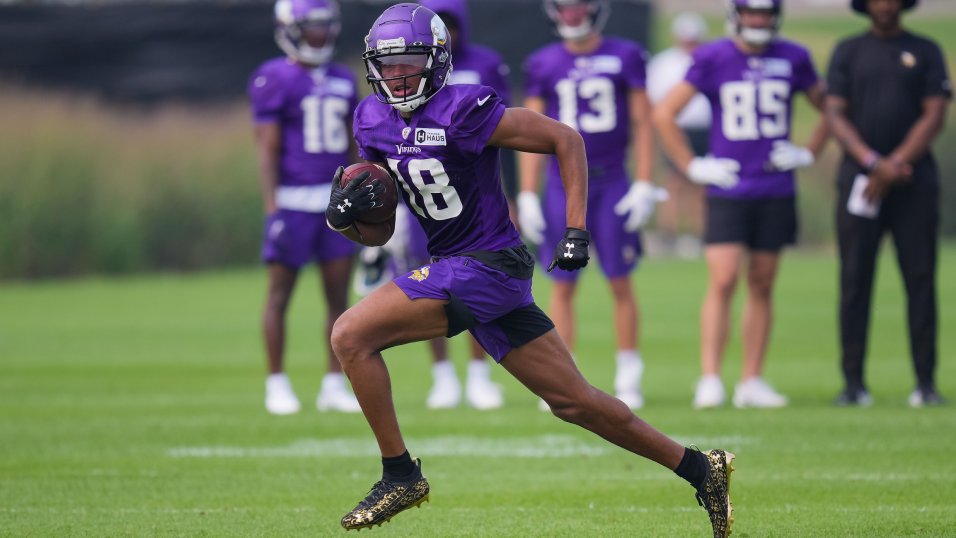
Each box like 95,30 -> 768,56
0,89 -> 262,279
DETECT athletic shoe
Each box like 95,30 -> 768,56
341,459 -> 430,530
614,355 -> 644,409
696,449 -> 735,538
908,388 -> 944,408
616,389 -> 644,409
693,375 -> 726,409
466,361 -> 504,410
265,373 -> 301,415
427,377 -> 461,409
317,388 -> 362,413
538,398 -> 551,412
833,387 -> 873,407
732,377 -> 787,409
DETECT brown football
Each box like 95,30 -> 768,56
339,162 -> 399,224
352,218 -> 395,247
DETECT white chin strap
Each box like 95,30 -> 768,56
296,44 -> 334,65
390,96 -> 426,113
740,27 -> 774,46
557,22 -> 593,40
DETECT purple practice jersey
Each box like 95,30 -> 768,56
685,38 -> 818,199
524,37 -> 648,183
353,85 -> 521,257
248,58 -> 358,187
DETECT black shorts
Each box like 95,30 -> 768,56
705,195 -> 797,252
664,128 -> 710,171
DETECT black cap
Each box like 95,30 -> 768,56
851,0 -> 918,14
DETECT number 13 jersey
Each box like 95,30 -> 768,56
524,38 -> 648,185
685,38 -> 818,199
353,84 -> 521,257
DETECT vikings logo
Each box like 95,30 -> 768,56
430,15 -> 448,46
409,266 -> 430,282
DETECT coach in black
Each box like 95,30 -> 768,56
825,0 -> 951,406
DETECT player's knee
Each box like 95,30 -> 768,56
747,274 -> 774,298
330,314 -> 364,369
709,273 -> 738,296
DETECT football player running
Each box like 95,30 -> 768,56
520,0 -> 664,410
654,0 -> 828,409
353,0 -> 513,411
248,0 -> 361,415
329,4 -> 735,536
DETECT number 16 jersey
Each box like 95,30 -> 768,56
685,38 -> 818,199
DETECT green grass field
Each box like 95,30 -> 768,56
2,245 -> 954,537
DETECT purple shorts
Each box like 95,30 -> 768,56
261,209 -> 356,269
393,256 -> 542,362
540,177 -> 643,282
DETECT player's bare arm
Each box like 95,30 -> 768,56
489,107 -> 588,230
652,81 -> 698,172
628,88 -> 654,181
804,81 -> 830,157
253,122 -> 282,214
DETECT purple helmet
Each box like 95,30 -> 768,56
543,0 -> 609,41
727,0 -> 782,46
363,3 -> 452,113
274,0 -> 340,65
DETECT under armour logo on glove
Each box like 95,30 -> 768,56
548,228 -> 590,272
326,166 -> 384,231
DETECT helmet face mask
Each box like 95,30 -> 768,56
363,3 -> 452,113
274,0 -> 340,65
543,0 -> 609,41
727,0 -> 782,47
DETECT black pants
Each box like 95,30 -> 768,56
836,158 -> 939,392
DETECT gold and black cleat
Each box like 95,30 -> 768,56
341,458 -> 430,531
695,449 -> 735,538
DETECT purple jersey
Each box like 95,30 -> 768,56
524,37 -> 648,184
248,58 -> 358,187
685,38 -> 818,199
353,85 -> 521,257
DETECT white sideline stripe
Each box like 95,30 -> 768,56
168,435 -> 758,459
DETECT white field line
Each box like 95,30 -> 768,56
167,435 -> 756,459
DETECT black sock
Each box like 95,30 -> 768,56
674,447 -> 709,490
382,450 -> 416,482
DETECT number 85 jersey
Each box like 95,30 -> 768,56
353,84 -> 521,257
686,38 -> 818,199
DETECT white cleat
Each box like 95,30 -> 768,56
538,398 -> 551,412
615,355 -> 645,409
427,378 -> 462,409
693,375 -> 726,409
465,361 -> 504,410
616,390 -> 644,409
732,377 -> 788,408
266,373 -> 301,415
317,388 -> 362,413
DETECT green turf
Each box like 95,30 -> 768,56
2,245 -> 954,537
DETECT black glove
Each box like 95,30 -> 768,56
548,227 -> 590,272
326,166 -> 385,230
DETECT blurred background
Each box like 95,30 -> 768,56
1,0 -> 953,280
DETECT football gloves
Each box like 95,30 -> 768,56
517,191 -> 546,245
769,140 -> 814,171
548,228 -> 590,272
614,180 -> 669,232
687,156 -> 741,189
326,166 -> 384,231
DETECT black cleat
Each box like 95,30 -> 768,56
696,449 -> 735,538
834,387 -> 873,407
908,388 -> 945,408
340,459 -> 430,531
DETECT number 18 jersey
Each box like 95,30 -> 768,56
685,38 -> 818,199
353,85 -> 521,257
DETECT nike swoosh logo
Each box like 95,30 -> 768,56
477,95 -> 491,106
